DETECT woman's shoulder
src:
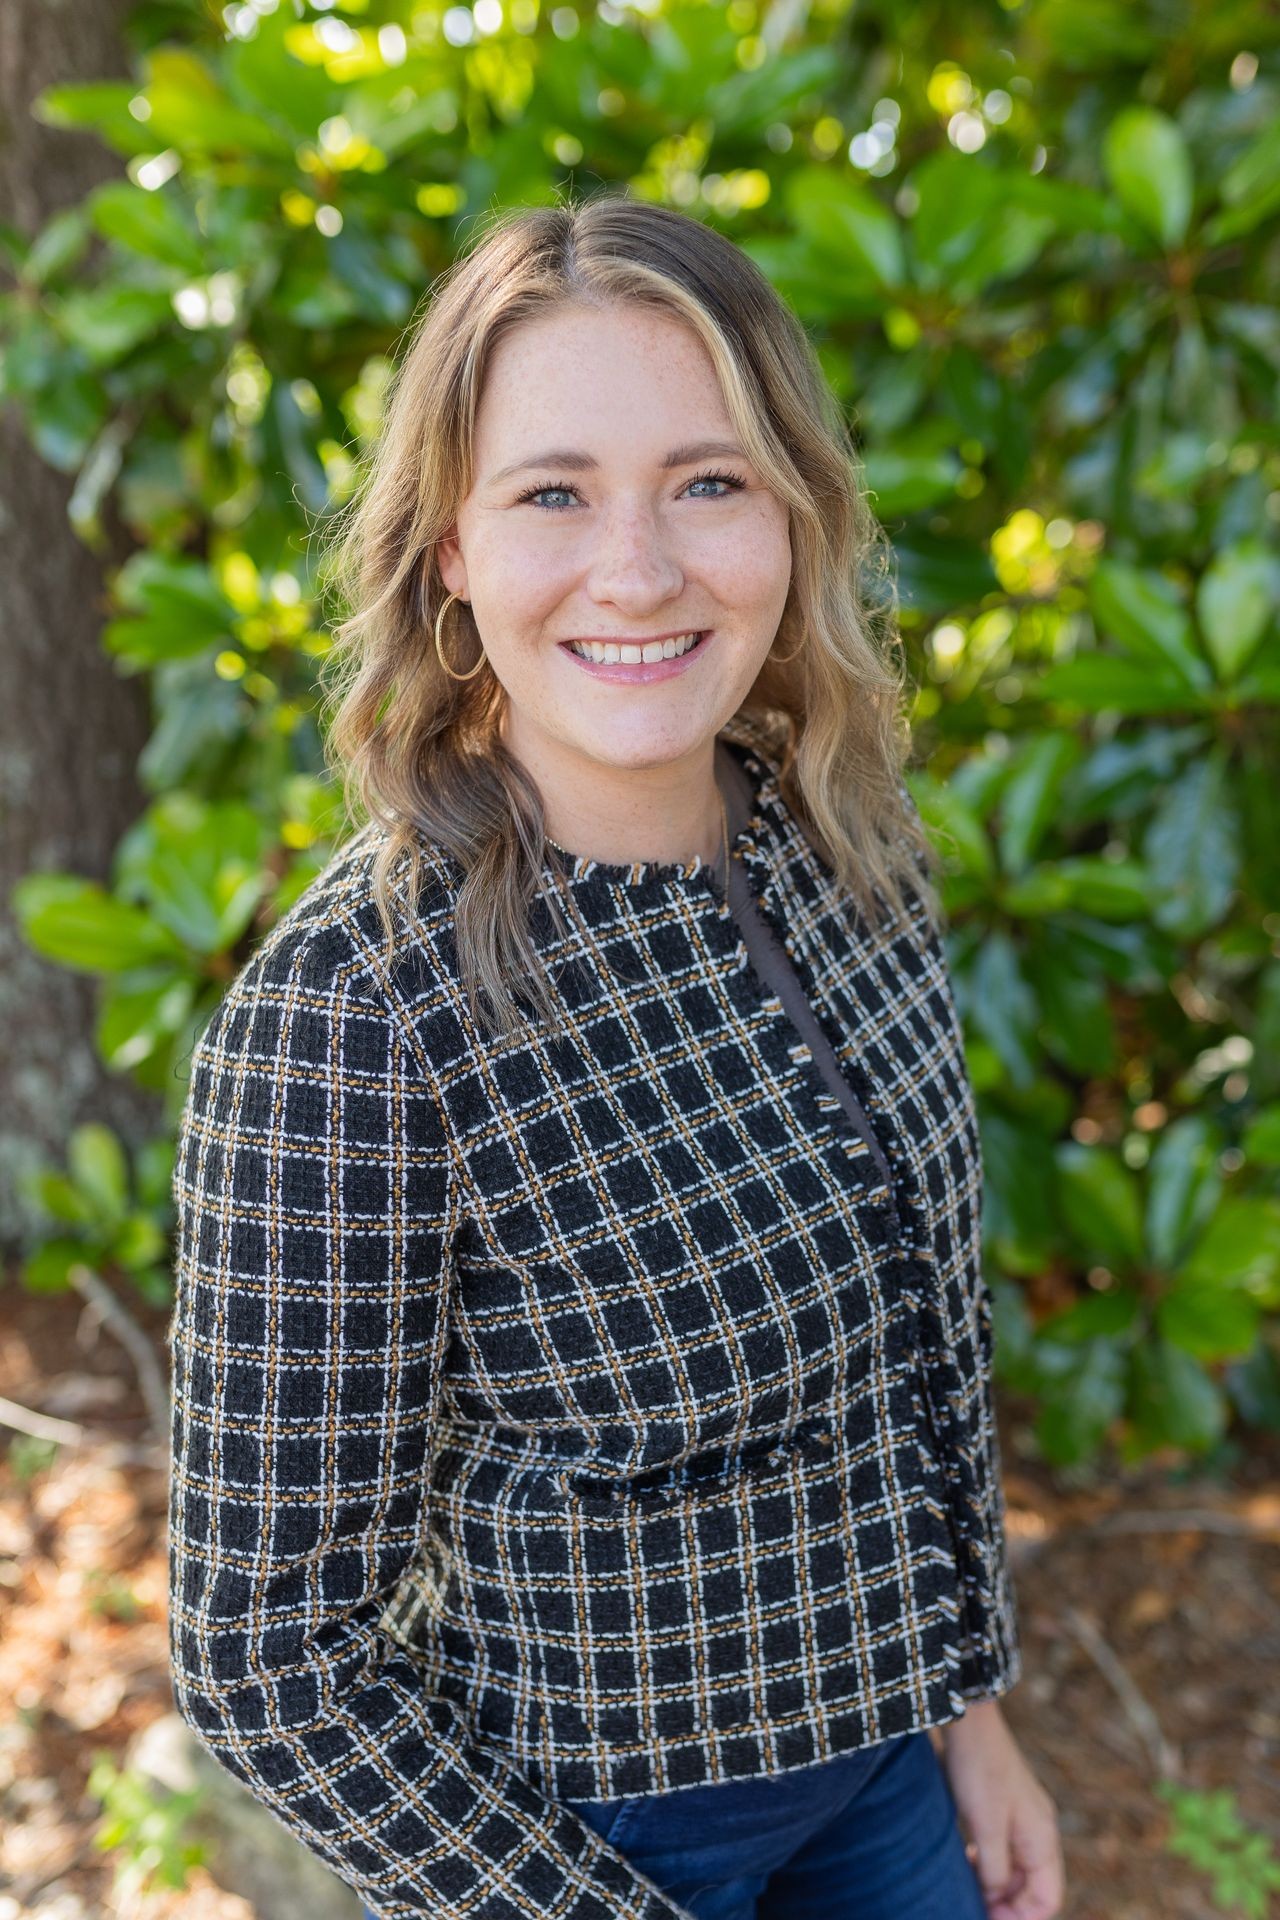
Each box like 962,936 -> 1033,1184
203,819 -> 461,1024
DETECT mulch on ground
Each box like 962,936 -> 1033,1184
0,1272 -> 1276,1919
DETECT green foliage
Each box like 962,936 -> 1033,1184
17,1122 -> 174,1306
3,0 -> 1278,1470
1156,1779 -> 1280,1919
87,1751 -> 210,1899
3,1434 -> 61,1484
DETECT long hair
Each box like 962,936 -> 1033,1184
317,189 -> 942,1040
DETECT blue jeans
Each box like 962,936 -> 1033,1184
360,1729 -> 985,1919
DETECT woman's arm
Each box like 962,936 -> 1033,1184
939,1702 -> 1065,1920
166,923 -> 690,1920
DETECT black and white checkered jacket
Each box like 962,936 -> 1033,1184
167,708 -> 1021,1920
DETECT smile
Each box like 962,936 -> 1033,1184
559,630 -> 713,684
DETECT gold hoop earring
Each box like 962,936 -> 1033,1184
434,590 -> 487,681
770,630 -> 806,667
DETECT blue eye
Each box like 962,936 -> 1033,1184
514,468 -> 747,512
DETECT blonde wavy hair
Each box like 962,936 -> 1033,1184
317,188 -> 942,1041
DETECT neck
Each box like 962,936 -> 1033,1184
502,713 -> 725,867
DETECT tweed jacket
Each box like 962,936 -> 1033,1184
167,708 -> 1022,1920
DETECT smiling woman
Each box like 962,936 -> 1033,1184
309,192 -> 936,1042
166,189 -> 1062,1920
431,290 -> 794,776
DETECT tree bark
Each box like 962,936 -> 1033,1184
0,0 -> 156,1253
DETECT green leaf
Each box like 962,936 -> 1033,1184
999,866 -> 1074,917
29,374 -> 107,471
997,731 -> 1081,875
910,150 -> 1058,298
784,166 -> 904,290
1183,1198 -> 1280,1304
115,1213 -> 166,1270
977,1108 -> 1058,1274
24,207 -> 92,287
119,795 -> 270,954
1143,751 -> 1239,937
327,223 -> 414,324
892,533 -> 1000,614
1206,121 -> 1280,243
1146,1115 -> 1223,1272
1034,1340 -> 1127,1464
1037,1285 -> 1141,1343
1157,1279 -> 1259,1360
1087,558 -> 1209,687
104,555 -> 234,662
860,443 -> 960,516
103,615 -> 226,668
1053,858 -> 1150,919
68,1124 -> 130,1225
34,81 -> 151,156
1196,540 -> 1279,683
1103,105 -> 1194,247
97,968 -> 195,1074
1224,1336 -> 1280,1431
1031,942 -> 1115,1076
32,1172 -> 93,1227
68,415 -> 131,543
1126,1337 -> 1226,1453
12,874 -> 185,972
22,1239 -> 86,1295
967,930 -> 1040,1090
912,784 -> 995,881
140,49 -> 296,160
1054,1141 -> 1146,1272
88,181 -> 205,275
54,284 -> 173,367
1242,1106 -> 1280,1166
1033,655 -> 1205,715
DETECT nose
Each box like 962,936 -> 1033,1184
582,498 -> 686,610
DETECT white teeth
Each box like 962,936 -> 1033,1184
568,632 -> 703,664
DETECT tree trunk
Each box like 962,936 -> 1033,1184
0,0 -> 156,1253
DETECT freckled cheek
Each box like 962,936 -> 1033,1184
473,540 -> 568,618
696,522 -> 791,612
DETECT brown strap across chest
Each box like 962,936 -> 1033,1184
712,742 -> 895,1195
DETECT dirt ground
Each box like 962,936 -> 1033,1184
0,1272 -> 1276,1920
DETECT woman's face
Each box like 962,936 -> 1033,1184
436,300 -> 792,782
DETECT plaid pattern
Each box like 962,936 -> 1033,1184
167,709 -> 1021,1920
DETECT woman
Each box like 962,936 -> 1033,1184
167,192 -> 1063,1920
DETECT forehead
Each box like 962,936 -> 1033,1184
473,302 -> 734,461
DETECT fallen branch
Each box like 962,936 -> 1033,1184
68,1261 -> 170,1446
1074,1508 -> 1277,1539
1059,1602 -> 1181,1782
0,1391 -> 85,1446
0,1393 -> 166,1469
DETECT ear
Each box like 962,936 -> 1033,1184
435,525 -> 469,601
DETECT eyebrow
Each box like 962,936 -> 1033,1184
486,439 -> 749,486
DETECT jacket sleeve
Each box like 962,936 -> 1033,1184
166,925 -> 692,1920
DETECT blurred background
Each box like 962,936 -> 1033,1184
1,0 -> 1278,1915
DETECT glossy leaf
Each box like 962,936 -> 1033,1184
1182,1199 -> 1280,1306
997,731 -> 1081,875
1087,558 -> 1209,688
1054,1141 -> 1145,1273
784,166 -> 904,290
1102,106 -> 1194,248
1196,540 -> 1278,683
1143,751 -> 1239,938
13,875 -> 186,972
1125,1338 -> 1226,1453
67,1123 -> 129,1226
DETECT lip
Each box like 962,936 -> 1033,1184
558,630 -> 714,685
